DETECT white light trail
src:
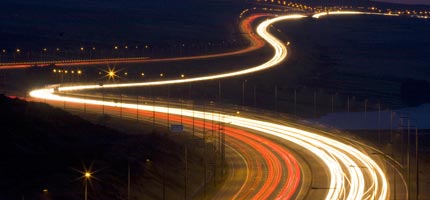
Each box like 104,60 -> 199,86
312,10 -> 399,19
54,14 -> 306,92
30,13 -> 389,200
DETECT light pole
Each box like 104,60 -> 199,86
84,172 -> 91,200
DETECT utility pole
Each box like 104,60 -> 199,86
347,96 -> 350,113
192,103 -> 195,137
163,158 -> 166,200
313,91 -> 317,118
152,92 -> 155,127
415,127 -> 419,200
242,80 -> 246,105
378,102 -> 381,145
294,89 -> 297,117
218,80 -> 221,102
184,145 -> 188,200
275,85 -> 278,111
128,162 -> 131,200
253,85 -> 257,107
120,94 -> 122,119
136,96 -> 139,121
407,119 -> 411,197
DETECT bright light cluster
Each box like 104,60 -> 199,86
30,13 -> 389,200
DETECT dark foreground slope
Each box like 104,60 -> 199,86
0,95 -> 208,200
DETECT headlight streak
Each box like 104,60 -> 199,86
50,14 -> 306,92
29,13 -> 390,200
312,11 -> 400,19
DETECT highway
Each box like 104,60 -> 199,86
27,11 -> 405,199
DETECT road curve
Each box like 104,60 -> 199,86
29,12 -> 394,199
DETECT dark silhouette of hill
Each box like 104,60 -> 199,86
0,94 -> 156,199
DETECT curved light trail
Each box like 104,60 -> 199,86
312,10 -> 400,18
29,12 -> 393,200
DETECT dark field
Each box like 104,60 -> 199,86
0,0 -> 244,50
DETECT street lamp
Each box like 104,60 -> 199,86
84,171 -> 92,200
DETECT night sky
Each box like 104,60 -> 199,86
372,0 -> 430,5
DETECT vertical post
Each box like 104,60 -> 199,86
120,94 -> 122,119
407,119 -> 411,197
242,80 -> 245,105
203,105 -> 206,198
185,145 -> 188,200
84,92 -> 86,113
167,100 -> 170,127
192,103 -> 195,137
331,94 -> 334,113
253,85 -> 257,107
313,91 -> 317,118
378,103 -> 381,145
128,162 -> 131,200
347,96 -> 350,113
294,88 -> 297,117
364,99 -> 368,121
163,158 -> 166,200
218,80 -> 221,102
152,95 -> 155,127
188,83 -> 192,100
393,127 -> 397,200
415,127 -> 419,200
85,180 -> 88,200
275,85 -> 278,111
102,87 -> 105,115
136,96 -> 139,121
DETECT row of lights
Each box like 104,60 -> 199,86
1,45 -> 151,54
102,70 -> 185,79
53,69 -> 82,74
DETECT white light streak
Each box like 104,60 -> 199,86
30,14 -> 389,200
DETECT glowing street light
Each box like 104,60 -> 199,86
85,171 -> 91,179
181,74 -> 185,78
160,73 -> 164,77
108,71 -> 116,79
84,171 -> 92,200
